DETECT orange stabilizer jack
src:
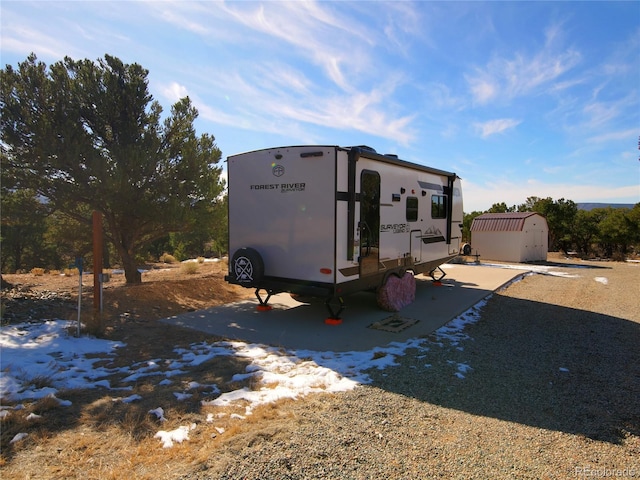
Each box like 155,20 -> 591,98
324,318 -> 343,325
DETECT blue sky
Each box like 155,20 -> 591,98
1,1 -> 639,212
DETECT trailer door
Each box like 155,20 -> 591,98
359,170 -> 380,276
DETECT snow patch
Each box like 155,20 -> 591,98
1,297 -> 490,447
149,407 -> 167,422
10,432 -> 28,444
0,320 -> 124,401
154,424 -> 196,448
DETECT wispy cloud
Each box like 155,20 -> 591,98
163,61 -> 415,144
157,8 -> 210,36
150,1 -> 415,143
1,15 -> 75,61
424,82 -> 467,111
474,118 -> 522,138
378,1 -> 426,54
466,22 -> 581,105
586,128 -> 639,145
581,91 -> 637,130
216,1 -> 376,92
161,82 -> 189,103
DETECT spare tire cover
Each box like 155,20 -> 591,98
231,247 -> 265,285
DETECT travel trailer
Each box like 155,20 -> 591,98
225,145 -> 464,320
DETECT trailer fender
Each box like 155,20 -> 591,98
230,247 -> 265,286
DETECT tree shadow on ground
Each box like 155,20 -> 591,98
370,296 -> 640,445
0,332 -> 253,462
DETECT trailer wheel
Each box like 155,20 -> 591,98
460,243 -> 472,256
231,248 -> 264,286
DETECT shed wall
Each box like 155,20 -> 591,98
471,215 -> 548,262
519,216 -> 548,262
472,231 -> 523,262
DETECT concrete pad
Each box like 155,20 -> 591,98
161,264 -> 525,352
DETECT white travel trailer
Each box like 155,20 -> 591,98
225,145 -> 464,320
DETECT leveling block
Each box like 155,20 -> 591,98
256,305 -> 273,312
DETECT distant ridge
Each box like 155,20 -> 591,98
577,203 -> 636,211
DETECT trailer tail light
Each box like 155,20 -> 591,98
320,268 -> 332,275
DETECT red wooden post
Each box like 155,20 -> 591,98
92,211 -> 103,312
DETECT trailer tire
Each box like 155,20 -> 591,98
231,248 -> 264,286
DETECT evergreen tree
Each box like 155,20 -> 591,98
1,54 -> 225,283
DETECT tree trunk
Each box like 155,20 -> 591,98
105,214 -> 142,284
13,243 -> 23,272
120,249 -> 141,284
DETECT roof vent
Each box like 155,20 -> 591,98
352,145 -> 377,153
385,154 -> 398,158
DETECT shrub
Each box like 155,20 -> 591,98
31,268 -> 45,276
181,262 -> 199,275
63,268 -> 79,277
159,253 -> 177,264
83,312 -> 105,337
197,256 -> 205,264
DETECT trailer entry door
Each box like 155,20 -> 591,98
359,170 -> 380,276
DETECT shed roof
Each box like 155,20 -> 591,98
470,212 -> 545,232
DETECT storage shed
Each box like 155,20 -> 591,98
470,212 -> 548,263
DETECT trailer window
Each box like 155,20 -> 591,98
406,197 -> 418,222
431,195 -> 447,219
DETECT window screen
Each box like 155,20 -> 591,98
406,196 -> 418,222
431,195 -> 447,218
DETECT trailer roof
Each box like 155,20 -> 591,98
227,145 -> 459,179
348,146 -> 457,178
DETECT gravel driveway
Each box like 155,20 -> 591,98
182,260 -> 640,479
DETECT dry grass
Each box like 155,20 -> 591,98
1,384 -> 299,479
0,355 -> 272,478
180,261 -> 200,275
63,268 -> 79,277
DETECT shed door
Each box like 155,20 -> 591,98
359,170 -> 380,276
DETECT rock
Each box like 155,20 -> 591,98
1,285 -> 75,324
